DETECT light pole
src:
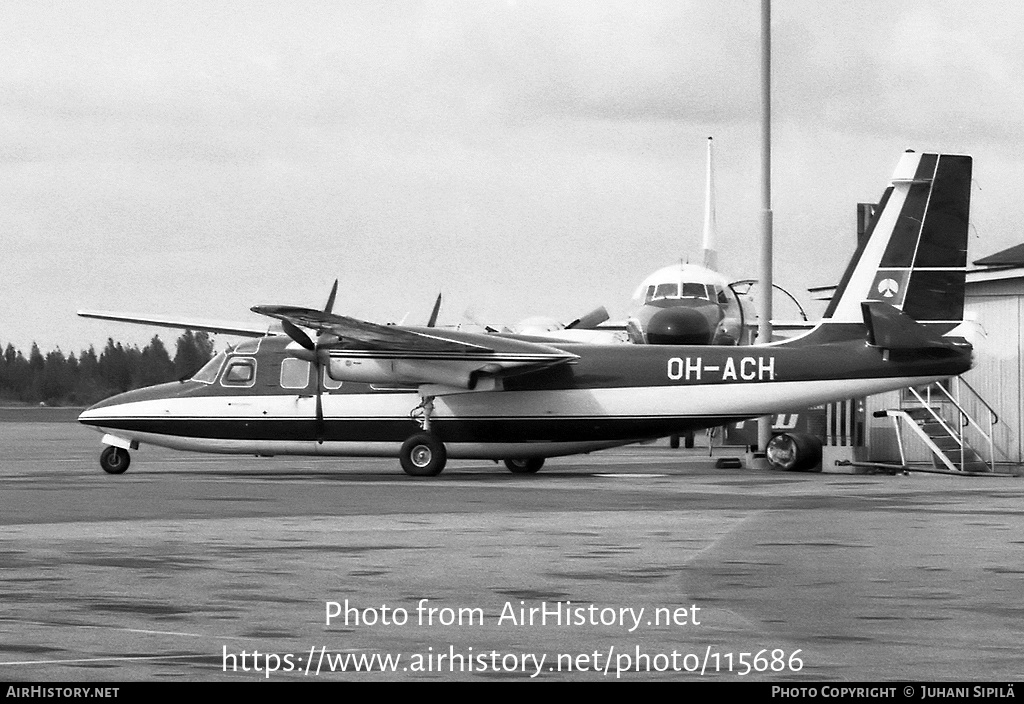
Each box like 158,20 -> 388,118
756,0 -> 774,461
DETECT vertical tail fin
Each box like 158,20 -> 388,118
825,151 -> 972,334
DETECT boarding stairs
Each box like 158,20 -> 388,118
875,378 -> 1012,474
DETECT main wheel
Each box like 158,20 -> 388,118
504,457 -> 544,474
400,433 -> 447,477
100,446 -> 131,475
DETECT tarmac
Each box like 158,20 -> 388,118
1,413 -> 1022,681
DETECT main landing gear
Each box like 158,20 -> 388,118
100,446 -> 131,475
401,396 -> 548,477
400,432 -> 447,477
402,395 -> 447,477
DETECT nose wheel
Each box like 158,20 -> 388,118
100,446 -> 131,475
400,432 -> 447,477
504,458 -> 545,474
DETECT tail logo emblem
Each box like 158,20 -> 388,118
877,279 -> 900,298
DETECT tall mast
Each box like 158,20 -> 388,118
756,0 -> 774,454
702,136 -> 717,270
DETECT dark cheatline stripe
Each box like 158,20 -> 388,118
880,180 -> 931,267
913,154 -> 971,269
914,152 -> 938,181
90,415 -> 747,444
902,270 -> 966,322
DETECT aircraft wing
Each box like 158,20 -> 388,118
251,305 -> 492,352
77,310 -> 273,338
252,305 -> 577,391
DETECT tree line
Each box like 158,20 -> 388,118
0,330 -> 215,407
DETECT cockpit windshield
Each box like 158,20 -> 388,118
652,283 -> 678,300
647,282 -> 712,303
190,351 -> 227,384
681,282 -> 709,300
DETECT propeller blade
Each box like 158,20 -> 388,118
281,319 -> 316,351
463,308 -> 500,333
324,279 -> 339,315
427,292 -> 442,328
314,362 -> 324,444
566,306 -> 610,329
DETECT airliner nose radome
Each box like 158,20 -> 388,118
646,306 -> 715,345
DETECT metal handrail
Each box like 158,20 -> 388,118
928,383 -> 991,442
956,376 -> 999,425
878,409 -> 959,472
907,380 -> 996,472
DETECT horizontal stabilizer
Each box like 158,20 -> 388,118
861,301 -> 952,350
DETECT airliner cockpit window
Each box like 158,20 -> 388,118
653,283 -> 678,299
190,352 -> 227,384
681,282 -> 709,300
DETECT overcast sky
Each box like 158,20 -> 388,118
3,0 -> 1023,353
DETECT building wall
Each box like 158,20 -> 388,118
961,293 -> 1023,463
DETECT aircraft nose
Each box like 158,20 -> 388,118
646,306 -> 715,345
78,393 -> 125,425
78,382 -> 182,426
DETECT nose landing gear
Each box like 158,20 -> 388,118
504,458 -> 545,474
99,446 -> 131,475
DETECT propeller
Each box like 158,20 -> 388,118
324,279 -> 338,315
565,306 -> 610,330
281,319 -> 315,351
276,280 -> 340,444
427,292 -> 442,328
463,308 -> 501,333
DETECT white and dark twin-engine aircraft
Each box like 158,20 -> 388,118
79,151 -> 975,477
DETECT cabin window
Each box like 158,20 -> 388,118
221,358 -> 257,387
323,368 -> 343,390
233,338 -> 262,355
191,352 -> 226,384
280,358 -> 310,389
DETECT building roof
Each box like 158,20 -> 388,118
975,243 -> 1024,267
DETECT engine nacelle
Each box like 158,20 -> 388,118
327,357 -> 479,389
766,432 -> 823,472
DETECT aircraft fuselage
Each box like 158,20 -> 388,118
79,324 -> 971,461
